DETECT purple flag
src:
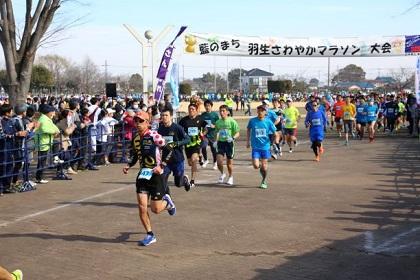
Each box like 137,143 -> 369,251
154,26 -> 187,102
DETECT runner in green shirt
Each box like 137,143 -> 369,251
215,105 -> 240,186
283,99 -> 301,153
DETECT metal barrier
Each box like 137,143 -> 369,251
0,121 -> 132,195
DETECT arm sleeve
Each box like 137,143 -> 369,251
127,138 -> 138,168
177,125 -> 191,146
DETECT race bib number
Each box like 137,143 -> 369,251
188,127 -> 199,136
388,108 -> 394,113
368,112 -> 376,117
344,112 -> 351,118
335,106 -> 341,111
357,108 -> 364,113
312,118 -> 321,126
138,168 -> 153,180
151,122 -> 159,131
163,136 -> 174,143
255,128 -> 267,138
219,128 -> 229,138
205,120 -> 212,127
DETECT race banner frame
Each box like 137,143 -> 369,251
184,33 -> 420,57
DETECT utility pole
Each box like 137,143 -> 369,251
213,56 -> 217,94
239,57 -> 242,93
182,64 -> 185,82
226,56 -> 229,94
103,60 -> 108,83
327,57 -> 331,89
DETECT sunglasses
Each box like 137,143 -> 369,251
134,118 -> 146,123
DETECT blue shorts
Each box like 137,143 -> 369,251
164,161 -> 185,177
251,149 -> 271,159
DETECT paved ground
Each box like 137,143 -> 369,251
1,121 -> 420,280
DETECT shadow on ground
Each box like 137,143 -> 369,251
252,138 -> 420,280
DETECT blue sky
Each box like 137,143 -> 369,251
10,0 -> 420,84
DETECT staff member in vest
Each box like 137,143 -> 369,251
123,111 -> 176,247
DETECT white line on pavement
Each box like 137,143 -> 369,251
0,186 -> 132,228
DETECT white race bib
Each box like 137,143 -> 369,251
188,127 -> 199,136
255,128 -> 267,138
312,118 -> 321,126
163,136 -> 174,143
219,128 -> 229,138
138,168 -> 153,180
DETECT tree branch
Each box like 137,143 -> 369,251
18,0 -> 36,61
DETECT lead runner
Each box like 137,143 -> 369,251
122,111 -> 176,246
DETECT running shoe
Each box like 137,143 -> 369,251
190,180 -> 196,188
226,176 -> 234,186
139,234 -> 156,246
271,152 -> 278,160
11,269 -> 23,280
218,173 -> 226,184
212,162 -> 218,170
289,148 -> 293,153
183,175 -> 191,192
163,194 -> 176,216
259,181 -> 268,189
202,160 -> 209,168
36,179 -> 49,184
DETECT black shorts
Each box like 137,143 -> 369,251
185,146 -> 201,158
217,141 -> 235,159
284,128 -> 297,137
335,117 -> 343,125
356,121 -> 366,126
136,174 -> 165,200
343,120 -> 353,133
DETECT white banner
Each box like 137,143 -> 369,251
184,33 -> 420,57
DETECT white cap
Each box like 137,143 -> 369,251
262,99 -> 270,105
106,108 -> 116,114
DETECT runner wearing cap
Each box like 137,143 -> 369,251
247,105 -> 278,189
123,111 -> 176,246
305,100 -> 327,162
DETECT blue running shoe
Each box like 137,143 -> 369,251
138,234 -> 156,246
163,194 -> 176,216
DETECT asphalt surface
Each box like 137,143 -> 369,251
1,120 -> 420,280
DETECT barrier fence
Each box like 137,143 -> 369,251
0,122 -> 131,194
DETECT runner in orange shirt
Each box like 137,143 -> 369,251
333,95 -> 346,137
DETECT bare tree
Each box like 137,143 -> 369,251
389,68 -> 415,92
0,0 -> 82,105
80,57 -> 100,95
38,54 -> 70,94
